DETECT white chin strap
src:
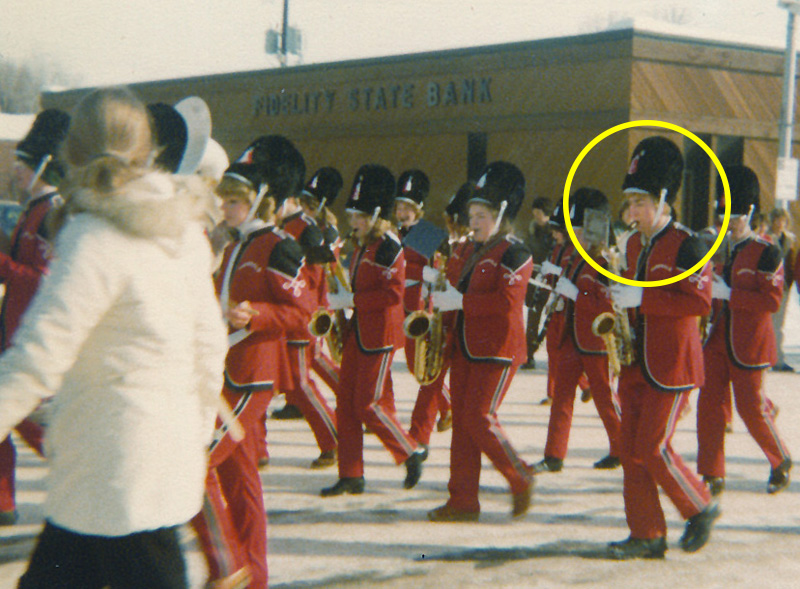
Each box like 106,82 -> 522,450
745,204 -> 755,228
654,188 -> 667,221
27,154 -> 53,193
489,200 -> 509,238
370,206 -> 382,225
244,184 -> 269,224
315,197 -> 327,215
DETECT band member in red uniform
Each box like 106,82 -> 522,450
191,136 -> 313,589
533,188 -> 621,473
427,162 -> 534,522
320,164 -> 426,496
395,169 -> 452,456
277,176 -> 339,469
697,166 -> 792,496
0,109 -> 70,526
607,136 -> 718,560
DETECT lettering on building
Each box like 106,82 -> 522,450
254,89 -> 336,117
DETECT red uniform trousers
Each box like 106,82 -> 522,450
618,367 -> 710,539
191,387 -> 273,589
544,341 -> 621,460
283,341 -> 338,453
0,419 -> 45,512
446,342 -> 529,512
544,331 -> 590,400
406,337 -> 452,446
336,333 -> 417,478
697,333 -> 791,478
311,338 -> 340,393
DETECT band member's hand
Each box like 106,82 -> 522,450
422,265 -> 441,283
328,290 -> 354,310
228,301 -> 258,330
541,260 -> 562,277
610,283 -> 643,309
432,284 -> 463,311
554,276 -> 579,301
711,276 -> 731,300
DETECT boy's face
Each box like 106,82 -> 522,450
221,196 -> 251,228
532,208 -> 549,226
625,193 -> 659,233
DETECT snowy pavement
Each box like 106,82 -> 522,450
1,348 -> 800,588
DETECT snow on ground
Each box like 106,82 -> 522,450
1,345 -> 800,588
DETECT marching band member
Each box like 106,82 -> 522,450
532,188 -> 621,474
276,172 -> 339,470
697,166 -> 792,496
0,109 -> 70,526
427,162 -> 534,522
607,136 -> 717,560
321,164 -> 426,497
395,169 -> 452,457
191,136 -> 313,589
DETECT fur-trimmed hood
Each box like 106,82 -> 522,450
66,171 -> 215,247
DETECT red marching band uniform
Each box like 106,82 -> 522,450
0,109 -> 71,523
697,166 -> 792,495
538,190 -> 621,472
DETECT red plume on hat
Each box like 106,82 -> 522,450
622,136 -> 684,205
395,169 -> 430,208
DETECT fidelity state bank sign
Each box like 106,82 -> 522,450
252,76 -> 493,118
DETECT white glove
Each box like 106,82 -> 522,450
554,276 -> 579,301
712,276 -> 731,301
422,265 -> 441,283
327,290 -> 354,310
541,260 -> 562,277
610,283 -> 643,309
432,286 -> 463,311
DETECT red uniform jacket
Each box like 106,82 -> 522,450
0,193 -> 58,349
623,220 -> 713,392
281,210 -> 329,341
217,225 -> 313,391
350,231 -> 406,354
456,234 -> 533,364
441,236 -> 475,340
569,257 -> 613,355
545,242 -> 580,348
399,225 -> 429,314
708,235 -> 783,369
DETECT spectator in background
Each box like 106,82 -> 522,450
765,207 -> 796,372
522,196 -> 555,369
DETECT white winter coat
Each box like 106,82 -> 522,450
0,171 -> 228,537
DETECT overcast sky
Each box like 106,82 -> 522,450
0,0 -> 794,87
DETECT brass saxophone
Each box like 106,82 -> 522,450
308,260 -> 351,364
598,244 -> 636,370
403,252 -> 448,385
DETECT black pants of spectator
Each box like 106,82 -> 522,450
525,285 -> 549,362
18,520 -> 187,589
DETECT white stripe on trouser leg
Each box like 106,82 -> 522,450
370,351 -> 415,456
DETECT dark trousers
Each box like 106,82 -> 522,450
19,521 -> 187,589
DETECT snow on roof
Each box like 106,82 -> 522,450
0,113 -> 35,142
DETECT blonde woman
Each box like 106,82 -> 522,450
0,86 -> 228,588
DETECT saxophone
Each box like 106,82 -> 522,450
601,244 -> 636,369
308,260 -> 351,364
403,252 -> 448,386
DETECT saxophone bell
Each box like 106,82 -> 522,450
308,308 -> 334,337
591,311 -> 621,376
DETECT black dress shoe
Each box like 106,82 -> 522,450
608,536 -> 667,560
593,455 -> 621,470
0,510 -> 18,526
320,477 -> 365,497
404,449 -> 425,489
703,475 -> 725,497
679,502 -> 721,553
767,458 -> 792,494
772,362 -> 795,373
520,359 -> 536,370
532,456 -> 563,474
272,404 -> 304,420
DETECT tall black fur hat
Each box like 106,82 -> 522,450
233,135 -> 305,205
445,182 -> 474,228
303,167 -> 344,207
15,109 -> 71,186
715,165 -> 760,217
570,187 -> 610,228
395,169 -> 430,208
469,161 -> 525,221
222,162 -> 264,194
345,164 -> 396,220
622,136 -> 683,205
147,97 -> 211,175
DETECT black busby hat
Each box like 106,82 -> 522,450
147,97 -> 211,175
232,135 -> 305,206
570,187 -> 610,228
469,161 -> 525,221
345,164 -> 395,220
222,162 -> 263,193
15,109 -> 71,186
303,167 -> 344,208
445,182 -> 474,228
622,136 -> 683,205
715,165 -> 760,217
395,169 -> 430,208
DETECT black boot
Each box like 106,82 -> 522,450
608,536 -> 667,560
593,455 -> 621,470
679,502 -> 721,553
532,456 -> 563,474
320,477 -> 365,497
767,458 -> 792,494
404,448 -> 426,489
271,404 -> 303,420
703,475 -> 725,497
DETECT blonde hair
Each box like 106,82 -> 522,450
361,218 -> 393,246
215,175 -> 276,222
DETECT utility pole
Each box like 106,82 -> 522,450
777,1 -> 800,206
